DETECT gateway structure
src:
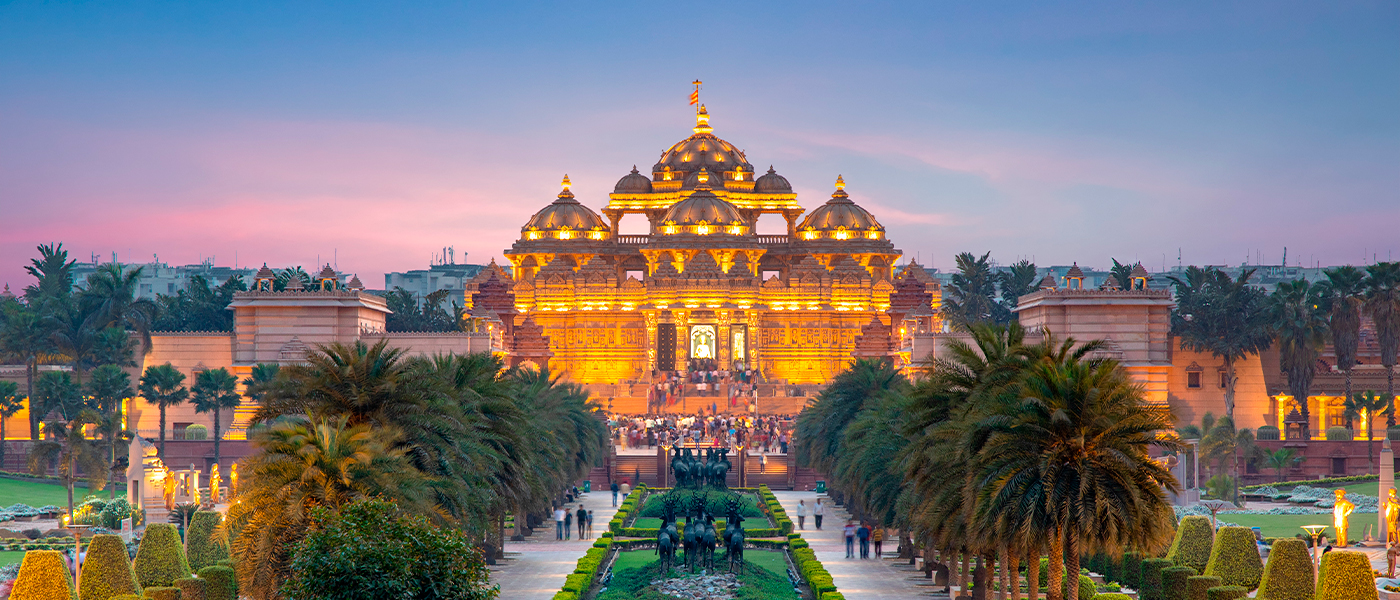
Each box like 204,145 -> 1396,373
496,106 -> 940,384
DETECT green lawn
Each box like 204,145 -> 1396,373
0,477 -> 119,508
631,518 -> 774,531
611,548 -> 788,577
1217,513 -> 1343,539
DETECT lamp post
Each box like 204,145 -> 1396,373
64,516 -> 92,590
1302,525 -> 1327,571
1198,500 -> 1236,531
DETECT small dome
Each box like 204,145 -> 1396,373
522,175 -> 609,240
796,176 -> 884,240
660,169 -> 745,234
753,166 -> 792,194
614,166 -> 653,194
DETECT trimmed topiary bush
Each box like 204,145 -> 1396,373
1097,595 -> 1132,600
11,550 -> 74,600
1315,550 -> 1377,600
1207,585 -> 1247,600
1162,566 -> 1195,599
1167,516 -> 1214,574
112,596 -> 144,600
184,512 -> 228,571
1075,574 -> 1096,599
134,524 -> 191,589
1140,557 -> 1173,600
80,533 -> 141,600
1257,538 -> 1312,600
1325,427 -> 1353,441
1188,575 -> 1223,600
1256,425 -> 1281,441
175,578 -> 205,600
143,588 -> 181,600
1203,526 -> 1263,591
1122,551 -> 1143,589
196,566 -> 235,600
183,425 -> 207,440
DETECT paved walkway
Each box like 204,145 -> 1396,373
488,488 -> 622,600
773,490 -> 947,600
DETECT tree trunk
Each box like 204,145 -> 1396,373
1009,550 -> 1022,600
1,418 -> 7,471
1047,534 -> 1064,600
1389,366 -> 1396,427
213,408 -> 221,473
954,549 -> 964,592
1345,368 -> 1354,429
109,436 -> 117,500
27,362 -> 37,441
1370,415 -> 1377,470
999,546 -> 1011,600
1224,356 -> 1237,420
66,447 -> 74,522
1065,532 -> 1081,600
1027,546 -> 1040,600
159,404 -> 167,458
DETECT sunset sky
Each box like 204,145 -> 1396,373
2,1 -> 1397,290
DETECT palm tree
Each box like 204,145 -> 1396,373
941,252 -> 1000,326
192,368 -> 241,471
240,363 -> 281,404
138,364 -> 189,457
1263,448 -> 1298,483
1365,262 -> 1400,424
794,358 -> 908,480
252,340 -> 416,425
1169,267 -> 1274,420
0,303 -> 53,439
0,382 -> 25,469
1322,266 -> 1367,424
32,371 -> 83,423
226,417 -> 434,600
85,364 -> 134,498
1109,258 -> 1136,290
22,243 -> 76,305
998,259 -> 1039,318
29,412 -> 104,519
80,263 -> 158,352
1343,391 -> 1392,469
1200,415 -> 1261,503
1272,280 -> 1329,431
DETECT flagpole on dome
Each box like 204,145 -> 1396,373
690,80 -> 702,114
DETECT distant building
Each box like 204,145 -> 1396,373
383,248 -> 486,308
70,256 -> 255,299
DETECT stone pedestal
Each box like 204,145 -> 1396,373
1382,438 -> 1394,544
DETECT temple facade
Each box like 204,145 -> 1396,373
498,106 -> 937,384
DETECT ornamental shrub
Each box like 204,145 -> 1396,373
1315,550 -> 1377,600
1162,566 -> 1195,599
1121,551 -> 1143,589
1257,538 -> 1312,600
80,534 -> 141,600
134,524 -> 191,588
281,499 -> 494,600
184,512 -> 228,571
1256,426 -> 1281,441
1076,574 -> 1097,599
1097,595 -> 1131,600
10,550 -> 73,600
1167,516 -> 1214,574
1325,426 -> 1353,441
1188,576 -> 1223,600
143,588 -> 181,600
1140,557 -> 1173,600
175,578 -> 205,600
1203,526 -> 1263,590
1206,585 -> 1248,600
112,596 -> 144,600
183,425 -> 207,440
196,567 -> 234,600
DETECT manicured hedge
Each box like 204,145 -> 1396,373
176,577 -> 206,600
1257,538 -> 1313,600
1140,557 -> 1173,600
185,511 -> 229,571
820,593 -> 845,600
1315,550 -> 1377,600
1240,474 -> 1377,491
1206,585 -> 1247,600
134,524 -> 191,589
80,534 -> 141,600
1167,516 -> 1214,574
1188,576 -> 1223,600
1163,566 -> 1195,599
1074,574 -> 1096,599
10,550 -> 73,600
143,587 -> 181,600
1121,551 -> 1143,589
562,573 -> 589,594
1203,526 -> 1263,591
196,566 -> 235,600
1097,595 -> 1132,600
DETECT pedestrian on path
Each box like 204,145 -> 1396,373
554,506 -> 566,541
871,525 -> 884,558
621,481 -> 631,501
576,505 -> 587,540
814,499 -> 825,529
587,510 -> 594,539
564,509 -> 573,540
843,521 -> 856,558
857,523 -> 871,559
796,500 -> 808,530
611,481 -> 619,506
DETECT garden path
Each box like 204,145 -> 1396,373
772,490 -> 949,599
488,488 -> 620,600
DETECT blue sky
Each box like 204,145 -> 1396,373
1,1 -> 1396,287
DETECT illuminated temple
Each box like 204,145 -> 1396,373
484,106 -> 941,384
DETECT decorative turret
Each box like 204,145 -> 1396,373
1037,274 -> 1057,290
1065,263 -> 1085,289
346,275 -> 364,290
521,175 -> 610,241
796,176 -> 885,241
253,263 -> 276,291
1129,263 -> 1151,290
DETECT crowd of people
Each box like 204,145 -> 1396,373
607,414 -> 792,454
647,361 -> 765,409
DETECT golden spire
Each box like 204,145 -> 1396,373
558,174 -> 575,200
835,175 -> 845,191
561,174 -> 571,190
694,105 -> 713,134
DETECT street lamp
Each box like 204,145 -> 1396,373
1301,525 -> 1328,570
1198,500 -> 1237,531
63,515 -> 92,589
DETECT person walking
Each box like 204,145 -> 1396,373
871,524 -> 884,558
576,504 -> 588,540
857,523 -> 871,559
554,506 -> 566,541
563,508 -> 573,541
586,510 -> 594,539
796,500 -> 808,530
843,521 -> 857,558
814,499 -> 825,530
611,481 -> 619,506
620,480 -> 631,501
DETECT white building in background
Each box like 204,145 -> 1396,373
70,254 -> 256,300
383,247 -> 487,308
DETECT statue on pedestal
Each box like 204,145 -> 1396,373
209,463 -> 221,504
1385,488 -> 1400,543
1333,489 -> 1356,547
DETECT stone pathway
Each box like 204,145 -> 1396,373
772,490 -> 947,600
488,488 -> 622,600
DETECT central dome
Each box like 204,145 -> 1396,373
652,106 -> 754,183
659,169 -> 746,235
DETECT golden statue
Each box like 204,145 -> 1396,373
161,470 -> 176,510
209,463 -> 221,504
1333,489 -> 1356,547
230,462 -> 238,498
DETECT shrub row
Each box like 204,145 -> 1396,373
1240,474 -> 1377,492
608,484 -> 647,535
757,485 -> 793,534
551,532 -> 616,600
617,526 -> 782,538
792,546 -> 836,596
